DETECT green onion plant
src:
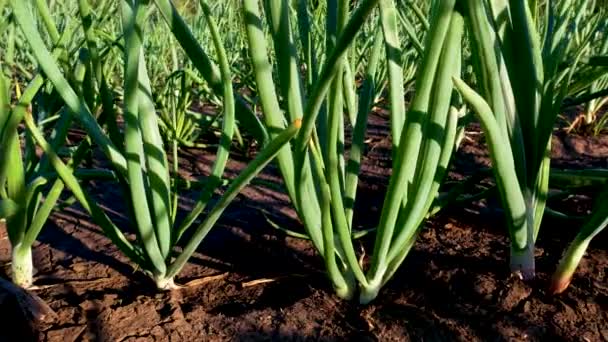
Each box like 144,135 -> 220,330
0,10 -> 91,288
11,0 -> 300,289
454,0 -> 608,279
560,3 -> 608,134
243,0 -> 464,303
550,184 -> 607,293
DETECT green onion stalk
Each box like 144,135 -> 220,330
243,0 -> 464,303
11,0 -> 300,289
0,14 -> 88,288
550,185 -> 608,294
549,169 -> 608,189
454,0 -> 608,279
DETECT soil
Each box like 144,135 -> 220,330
1,112 -> 607,342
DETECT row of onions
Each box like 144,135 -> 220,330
0,0 -> 606,304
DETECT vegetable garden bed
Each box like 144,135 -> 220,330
1,112 -> 606,341
1,0 -> 607,341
